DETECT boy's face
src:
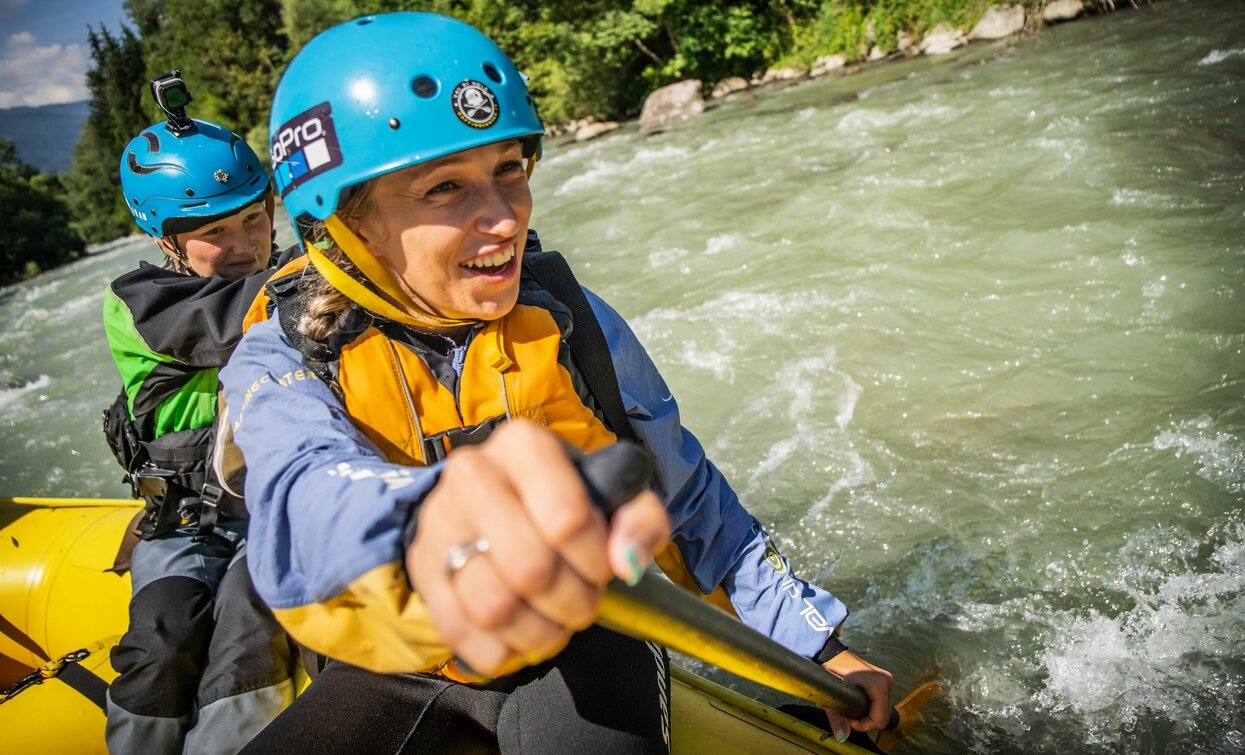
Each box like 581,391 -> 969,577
172,201 -> 271,279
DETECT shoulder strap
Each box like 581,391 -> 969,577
523,249 -> 637,443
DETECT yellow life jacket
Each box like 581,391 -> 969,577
336,301 -> 617,465
239,246 -> 737,674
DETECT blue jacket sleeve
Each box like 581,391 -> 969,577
220,317 -> 453,673
585,289 -> 850,660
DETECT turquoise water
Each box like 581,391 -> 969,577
2,2 -> 1242,751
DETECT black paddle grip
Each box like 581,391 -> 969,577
573,441 -> 655,519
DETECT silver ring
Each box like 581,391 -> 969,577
444,537 -> 491,578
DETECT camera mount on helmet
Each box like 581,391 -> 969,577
149,69 -> 196,136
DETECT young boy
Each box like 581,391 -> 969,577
101,71 -> 294,753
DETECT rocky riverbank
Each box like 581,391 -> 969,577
548,0 -> 1135,140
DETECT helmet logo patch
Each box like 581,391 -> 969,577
270,102 -> 343,198
451,80 -> 498,129
214,169 -> 230,184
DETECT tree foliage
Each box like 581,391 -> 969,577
64,25 -> 148,245
37,0 -> 1027,269
1,139 -> 85,284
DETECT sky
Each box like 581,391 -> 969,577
0,0 -> 128,109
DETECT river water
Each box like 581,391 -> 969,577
2,1 -> 1242,752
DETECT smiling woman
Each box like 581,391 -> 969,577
218,10 -> 894,754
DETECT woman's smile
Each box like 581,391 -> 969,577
461,242 -> 518,277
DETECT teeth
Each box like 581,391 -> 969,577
464,245 -> 515,269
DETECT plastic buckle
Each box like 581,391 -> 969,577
192,484 -> 224,541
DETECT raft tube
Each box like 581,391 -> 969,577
0,498 -> 870,754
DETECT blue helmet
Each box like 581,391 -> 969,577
119,119 -> 270,238
268,12 -> 544,224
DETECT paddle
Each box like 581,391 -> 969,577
575,443 -> 900,727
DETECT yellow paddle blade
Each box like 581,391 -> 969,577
875,680 -> 939,751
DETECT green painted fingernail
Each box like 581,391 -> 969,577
622,544 -> 644,585
836,730 -> 848,743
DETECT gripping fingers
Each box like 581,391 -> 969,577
449,545 -> 575,661
485,423 -> 613,586
606,489 -> 672,584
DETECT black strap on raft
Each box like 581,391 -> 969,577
0,649 -> 107,711
522,249 -> 638,443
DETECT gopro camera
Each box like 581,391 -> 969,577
150,69 -> 195,136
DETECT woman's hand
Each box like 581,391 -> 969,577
821,650 -> 894,741
406,420 -> 671,677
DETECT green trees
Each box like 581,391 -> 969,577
17,0 -> 1037,276
64,25 -> 148,245
1,139 -> 86,284
128,0 -> 286,156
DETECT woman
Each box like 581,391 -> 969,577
222,12 -> 891,753
102,92 -> 294,752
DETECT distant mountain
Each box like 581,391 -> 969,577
0,101 -> 90,174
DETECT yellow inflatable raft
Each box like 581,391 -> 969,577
0,498 -> 899,754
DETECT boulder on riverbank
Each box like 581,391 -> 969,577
1043,0 -> 1085,23
969,4 -> 1026,40
809,54 -> 848,78
921,23 -> 966,55
575,121 -> 620,142
754,67 -> 803,85
640,80 -> 705,132
710,76 -> 749,98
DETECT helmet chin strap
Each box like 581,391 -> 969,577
310,214 -> 481,332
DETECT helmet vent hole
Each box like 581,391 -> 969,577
150,209 -> 157,215
412,76 -> 437,99
316,195 -> 323,206
483,63 -> 503,84
185,189 -> 195,197
357,18 -> 374,26
389,118 -> 401,130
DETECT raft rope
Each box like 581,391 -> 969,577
0,647 -> 107,711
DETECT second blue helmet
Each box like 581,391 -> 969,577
120,119 -> 270,238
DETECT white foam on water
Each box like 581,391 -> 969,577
554,145 -> 693,197
708,351 -> 872,510
834,103 -> 955,135
704,234 -> 742,256
0,373 -> 50,411
1154,415 -> 1245,493
631,288 -> 838,347
53,291 -> 104,323
10,277 -> 63,304
1036,521 -> 1245,748
1199,47 -> 1245,65
672,340 -> 735,382
987,85 -> 1034,98
646,246 -> 689,270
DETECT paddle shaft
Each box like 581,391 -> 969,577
577,444 -> 896,726
600,575 -> 872,717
